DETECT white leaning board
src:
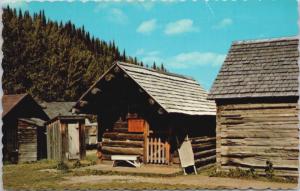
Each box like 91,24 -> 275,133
178,140 -> 195,168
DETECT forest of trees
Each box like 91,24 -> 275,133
2,7 -> 167,101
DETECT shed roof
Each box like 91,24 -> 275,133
43,102 -> 76,119
2,93 -> 28,117
78,61 -> 216,116
208,37 -> 299,99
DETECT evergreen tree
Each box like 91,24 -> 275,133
2,7 -> 167,101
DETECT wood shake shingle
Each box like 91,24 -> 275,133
208,37 -> 299,99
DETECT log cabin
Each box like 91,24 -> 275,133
43,102 -> 86,160
208,37 -> 299,177
75,61 -> 216,167
2,93 -> 49,163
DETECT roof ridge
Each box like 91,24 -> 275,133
233,36 -> 298,45
117,61 -> 195,81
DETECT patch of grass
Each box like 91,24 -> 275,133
71,168 -> 183,178
208,166 -> 298,184
63,181 -> 201,190
3,160 -> 65,190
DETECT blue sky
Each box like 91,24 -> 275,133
6,0 -> 299,90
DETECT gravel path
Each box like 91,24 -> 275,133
61,175 -> 298,189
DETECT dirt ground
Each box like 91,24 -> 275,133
61,174 -> 298,189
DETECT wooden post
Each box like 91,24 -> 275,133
158,138 -> 161,163
154,138 -> 157,163
165,141 -> 170,165
143,121 -> 149,164
150,138 -> 153,163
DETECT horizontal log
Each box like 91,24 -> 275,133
103,132 -> 144,141
220,124 -> 298,130
194,149 -> 216,158
190,137 -> 216,143
220,146 -> 299,158
102,146 -> 143,155
219,103 -> 298,110
221,138 -> 299,147
112,128 -> 128,133
192,142 -> 216,148
220,109 -> 298,115
220,131 -> 298,138
102,140 -> 143,148
221,157 -> 299,169
195,155 -> 216,164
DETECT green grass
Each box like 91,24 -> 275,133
207,165 -> 298,184
71,168 -> 183,178
3,160 -> 64,190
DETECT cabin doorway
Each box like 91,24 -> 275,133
68,123 -> 80,159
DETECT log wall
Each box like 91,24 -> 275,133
216,101 -> 299,177
101,120 -> 144,160
190,136 -> 216,168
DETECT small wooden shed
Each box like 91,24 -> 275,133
208,37 -> 299,177
75,61 -> 216,167
44,102 -> 86,160
2,93 -> 49,163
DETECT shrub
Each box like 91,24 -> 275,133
73,160 -> 82,168
56,161 -> 69,171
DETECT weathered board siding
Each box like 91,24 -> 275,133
47,119 -> 86,161
216,101 -> 299,177
47,120 -> 63,160
17,120 -> 37,163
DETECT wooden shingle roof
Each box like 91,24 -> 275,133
208,37 -> 299,99
2,93 -> 28,117
43,102 -> 76,119
79,61 -> 216,116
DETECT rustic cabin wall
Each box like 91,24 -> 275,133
216,100 -> 299,177
17,120 -> 38,163
102,120 -> 144,160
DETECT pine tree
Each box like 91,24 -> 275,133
2,7 -> 166,101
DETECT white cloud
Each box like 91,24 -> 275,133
164,19 -> 198,35
169,52 -> 226,68
108,8 -> 128,25
213,18 -> 233,29
137,19 -> 157,34
3,1 -> 28,9
137,49 -> 225,69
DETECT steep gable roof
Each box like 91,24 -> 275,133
208,37 -> 299,99
2,93 -> 28,117
78,61 -> 215,116
2,93 -> 49,120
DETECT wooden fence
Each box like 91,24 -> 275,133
146,137 -> 170,164
190,136 -> 216,167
